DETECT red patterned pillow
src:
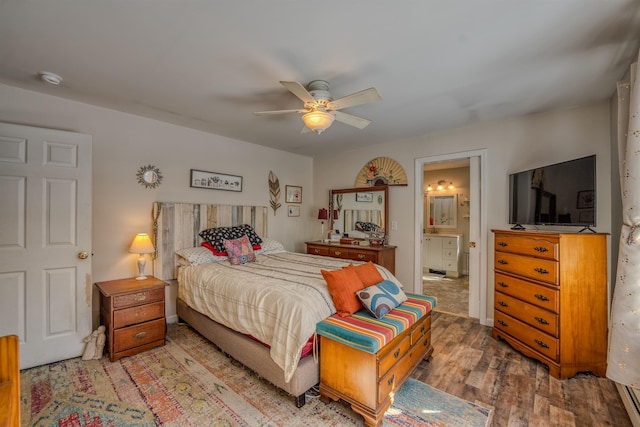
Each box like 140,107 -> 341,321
200,225 -> 262,255
223,235 -> 256,265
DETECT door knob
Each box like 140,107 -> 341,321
78,251 -> 89,260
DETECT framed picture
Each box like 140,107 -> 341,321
286,185 -> 302,203
356,192 -> 373,202
576,190 -> 594,209
190,169 -> 242,192
287,205 -> 300,217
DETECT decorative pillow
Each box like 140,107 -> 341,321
321,268 -> 365,317
223,235 -> 256,265
199,225 -> 263,255
356,280 -> 408,319
256,238 -> 286,254
175,247 -> 227,266
345,261 -> 384,287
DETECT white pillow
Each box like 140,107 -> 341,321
175,247 -> 227,266
256,238 -> 286,254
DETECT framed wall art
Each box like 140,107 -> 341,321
285,185 -> 302,203
356,192 -> 373,202
190,169 -> 242,192
288,205 -> 300,217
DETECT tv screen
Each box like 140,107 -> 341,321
509,155 -> 596,227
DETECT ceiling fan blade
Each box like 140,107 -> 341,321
333,111 -> 372,129
327,87 -> 382,110
280,81 -> 316,104
253,109 -> 304,116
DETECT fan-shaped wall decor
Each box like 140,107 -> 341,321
355,157 -> 408,187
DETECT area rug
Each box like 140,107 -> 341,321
21,323 -> 491,427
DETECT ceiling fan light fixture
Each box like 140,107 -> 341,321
302,110 -> 335,134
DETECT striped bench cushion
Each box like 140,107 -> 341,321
316,293 -> 436,354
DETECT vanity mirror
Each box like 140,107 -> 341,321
329,186 -> 388,238
427,194 -> 457,229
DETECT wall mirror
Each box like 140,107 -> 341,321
329,186 -> 388,237
427,194 -> 457,229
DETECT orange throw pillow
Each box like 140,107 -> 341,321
321,267 -> 366,317
347,261 -> 385,287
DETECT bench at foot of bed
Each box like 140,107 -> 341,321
316,294 -> 435,427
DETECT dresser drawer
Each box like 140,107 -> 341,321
443,248 -> 457,260
348,249 -> 376,263
378,336 -> 410,377
495,292 -> 558,336
494,311 -> 558,361
307,245 -> 330,256
495,252 -> 558,284
378,332 -> 429,405
113,288 -> 164,309
328,247 -> 350,259
113,318 -> 166,352
113,301 -> 165,329
410,315 -> 431,345
495,235 -> 558,260
495,272 -> 558,312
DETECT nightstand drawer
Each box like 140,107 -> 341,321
113,318 -> 166,352
113,301 -> 165,329
113,288 -> 164,309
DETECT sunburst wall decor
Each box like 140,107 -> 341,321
355,157 -> 408,187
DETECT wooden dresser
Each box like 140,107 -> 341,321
305,241 -> 396,274
96,276 -> 168,362
491,230 -> 608,379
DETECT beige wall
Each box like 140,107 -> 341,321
0,83 -> 315,322
314,102 -> 613,320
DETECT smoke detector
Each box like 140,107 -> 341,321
38,71 -> 62,85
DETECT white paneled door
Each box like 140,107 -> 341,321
0,122 -> 92,369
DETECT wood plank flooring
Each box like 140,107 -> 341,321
412,312 -> 632,426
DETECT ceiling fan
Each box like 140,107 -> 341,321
253,80 -> 382,134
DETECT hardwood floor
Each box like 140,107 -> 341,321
423,273 -> 469,316
412,312 -> 632,427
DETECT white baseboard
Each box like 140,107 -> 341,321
617,382 -> 640,427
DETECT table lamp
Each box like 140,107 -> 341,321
318,208 -> 328,241
129,233 -> 155,280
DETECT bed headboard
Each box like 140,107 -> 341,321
152,202 -> 268,280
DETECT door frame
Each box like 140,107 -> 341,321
414,149 -> 488,325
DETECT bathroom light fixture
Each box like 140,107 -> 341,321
38,71 -> 63,85
302,110 -> 335,134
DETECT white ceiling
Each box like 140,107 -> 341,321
1,1 -> 639,157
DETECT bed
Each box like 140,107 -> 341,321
152,202 -> 401,407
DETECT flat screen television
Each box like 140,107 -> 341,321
509,155 -> 596,229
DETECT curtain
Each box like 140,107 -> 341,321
607,50 -> 640,388
343,209 -> 383,234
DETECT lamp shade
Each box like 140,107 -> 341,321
302,111 -> 335,134
129,233 -> 155,254
317,208 -> 328,221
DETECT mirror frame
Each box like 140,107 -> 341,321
329,186 -> 389,234
427,193 -> 458,229
136,164 -> 163,189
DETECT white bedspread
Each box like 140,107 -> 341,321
178,251 -> 398,382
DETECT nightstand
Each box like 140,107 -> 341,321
96,276 -> 168,362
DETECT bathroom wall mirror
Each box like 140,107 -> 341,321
329,186 -> 388,237
427,194 -> 457,229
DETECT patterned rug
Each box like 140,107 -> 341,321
21,324 -> 491,427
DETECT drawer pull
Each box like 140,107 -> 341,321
314,249 -> 320,254
498,301 -> 507,307
534,267 -> 549,274
534,339 -> 549,349
134,331 -> 147,339
393,349 -> 401,359
334,251 -> 342,256
497,241 -> 508,247
423,338 -> 430,346
534,246 -> 549,253
497,259 -> 508,265
497,281 -> 508,288
357,254 -> 366,259
497,319 -> 508,327
534,294 -> 550,301
387,374 -> 395,386
135,294 -> 147,302
420,325 -> 425,334
535,317 -> 549,325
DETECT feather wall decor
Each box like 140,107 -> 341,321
268,171 -> 281,215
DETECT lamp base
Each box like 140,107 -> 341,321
135,275 -> 148,281
136,256 -> 148,281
